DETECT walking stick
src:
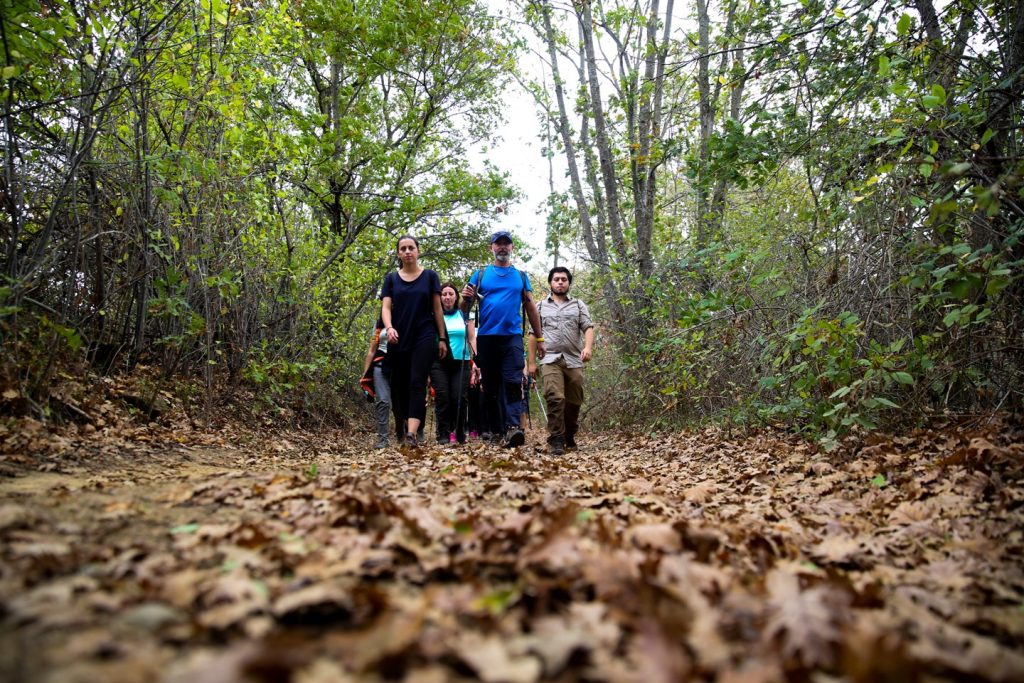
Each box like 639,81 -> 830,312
524,377 -> 532,430
533,381 -> 547,422
454,354 -> 467,442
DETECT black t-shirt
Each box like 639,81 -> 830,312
380,269 -> 441,352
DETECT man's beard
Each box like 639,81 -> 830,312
495,252 -> 510,263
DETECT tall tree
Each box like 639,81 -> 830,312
528,0 -> 674,335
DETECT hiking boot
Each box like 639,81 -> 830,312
548,436 -> 565,456
565,434 -> 578,452
401,433 -> 420,453
374,435 -> 390,450
502,427 -> 525,448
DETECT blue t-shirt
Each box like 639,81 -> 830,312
380,269 -> 441,352
469,265 -> 531,336
443,310 -> 470,360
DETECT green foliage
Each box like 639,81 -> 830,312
3,0 -> 1020,439
0,0 -> 518,424
570,0 -> 1023,441
242,345 -> 326,409
754,309 -> 916,442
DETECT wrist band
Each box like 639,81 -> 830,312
535,336 -> 544,342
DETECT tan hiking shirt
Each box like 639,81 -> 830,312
536,295 -> 594,368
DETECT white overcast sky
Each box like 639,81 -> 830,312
473,1 -> 568,268
474,1 -> 702,272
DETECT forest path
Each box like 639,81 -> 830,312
1,423 -> 1023,682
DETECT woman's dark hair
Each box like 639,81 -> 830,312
395,234 -> 420,251
440,281 -> 458,296
548,266 -> 573,284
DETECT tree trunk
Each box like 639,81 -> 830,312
695,0 -> 737,290
578,0 -> 628,267
539,1 -> 598,260
536,0 -> 624,329
634,0 -> 673,282
695,0 -> 714,254
131,12 -> 153,367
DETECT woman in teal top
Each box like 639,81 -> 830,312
430,283 -> 476,444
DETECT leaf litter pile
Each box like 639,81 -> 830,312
1,415 -> 1023,682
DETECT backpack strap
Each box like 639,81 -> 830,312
474,266 -> 488,295
472,266 -> 487,322
476,265 -> 528,296
474,265 -> 530,333
519,269 -> 529,336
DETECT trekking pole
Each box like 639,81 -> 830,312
524,378 -> 532,429
533,382 -> 547,423
454,354 -> 467,442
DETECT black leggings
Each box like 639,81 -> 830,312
387,339 -> 436,432
430,358 -> 470,441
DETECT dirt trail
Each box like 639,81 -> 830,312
1,424 -> 1023,682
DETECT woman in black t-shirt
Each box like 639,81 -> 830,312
380,235 -> 448,449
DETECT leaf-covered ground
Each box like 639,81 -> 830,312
1,409 -> 1023,682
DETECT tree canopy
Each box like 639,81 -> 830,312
1,0 -> 1021,440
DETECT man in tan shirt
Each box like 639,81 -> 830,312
527,267 -> 595,455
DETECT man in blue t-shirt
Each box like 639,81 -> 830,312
460,231 -> 546,448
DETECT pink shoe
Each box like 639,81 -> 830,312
469,431 -> 479,439
449,433 -> 457,443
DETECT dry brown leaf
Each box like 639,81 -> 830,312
809,534 -> 862,564
888,500 -> 933,524
627,619 -> 692,683
621,477 -> 656,495
717,659 -> 786,683
455,633 -> 542,683
684,481 -> 717,503
625,522 -> 681,552
0,503 -> 38,532
272,581 -> 353,623
764,568 -> 847,667
521,615 -> 593,676
896,594 -> 1024,682
494,480 -> 531,499
2,411 -> 1022,683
